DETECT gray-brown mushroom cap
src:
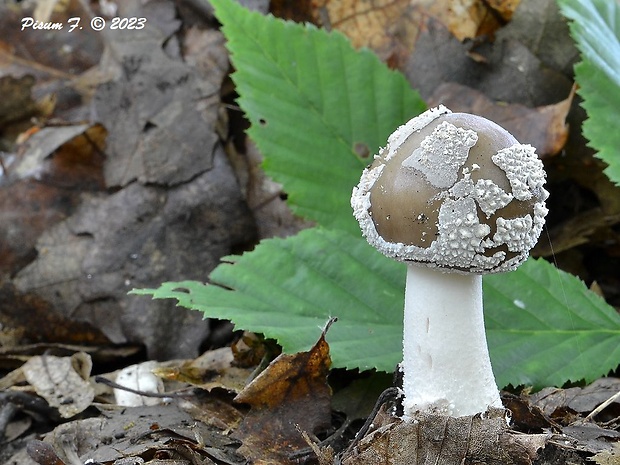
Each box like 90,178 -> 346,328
351,106 -> 549,274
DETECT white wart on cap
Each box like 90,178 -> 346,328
351,106 -> 549,274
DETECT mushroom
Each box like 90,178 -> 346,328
351,105 -> 549,418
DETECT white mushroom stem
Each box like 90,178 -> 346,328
401,264 -> 503,419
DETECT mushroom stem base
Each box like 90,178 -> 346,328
402,264 -> 502,418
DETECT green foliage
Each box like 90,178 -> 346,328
485,258 -> 620,389
558,0 -> 620,185
134,228 -> 405,372
136,0 -> 620,388
135,231 -> 620,387
214,0 -> 425,233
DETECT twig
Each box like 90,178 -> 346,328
584,389 -> 620,421
0,402 -> 18,439
93,376 -> 193,399
341,387 -> 400,457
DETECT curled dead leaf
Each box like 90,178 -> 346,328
232,323 -> 333,464
22,352 -> 95,419
13,123 -> 106,188
153,347 -> 255,394
310,0 -> 521,67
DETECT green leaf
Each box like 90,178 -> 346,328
133,227 -> 406,372
135,227 -> 620,387
136,0 -> 620,390
485,258 -> 620,389
210,0 -> 425,233
557,0 -> 620,88
558,0 -> 620,185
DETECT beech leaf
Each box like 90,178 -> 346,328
135,230 -> 620,389
485,258 -> 620,389
134,228 -> 405,372
232,325 -> 333,463
210,0 -> 425,233
558,0 -> 620,185
135,0 -> 620,390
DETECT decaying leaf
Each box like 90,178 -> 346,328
533,208 -> 620,257
501,392 -> 557,433
311,0 -> 420,65
231,331 -> 275,368
331,372 -> 394,424
26,440 -> 65,465
153,347 -> 255,394
13,145 -> 255,360
22,352 -> 95,418
12,123 -> 106,188
232,325 -> 333,464
0,123 -> 106,278
531,378 -> 620,420
592,443 -> 620,465
0,75 -> 42,127
14,403 -> 244,465
0,284 -> 111,348
496,0 -> 579,75
406,15 -> 573,107
341,407 -> 548,465
0,1 -> 103,85
93,1 -> 221,187
561,423 -> 620,456
310,0 -> 521,66
438,0 -> 520,40
4,0 -> 256,362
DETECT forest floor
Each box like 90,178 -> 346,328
0,0 -> 619,464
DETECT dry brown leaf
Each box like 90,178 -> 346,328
271,0 -> 316,23
496,0 -> 579,75
0,1 -> 102,87
14,404 -> 244,465
93,1 -> 220,188
0,75 -> 41,128
311,0 -> 420,66
501,392 -> 557,432
154,347 -> 255,394
231,332 -> 271,368
33,0 -> 65,23
0,285 -> 111,349
406,15 -> 573,106
232,327 -> 333,464
22,352 -> 95,418
531,378 -> 620,418
310,0 -> 521,67
13,123 -> 106,186
440,0 -> 519,40
0,123 -> 106,277
429,82 -> 573,156
533,208 -> 620,257
180,394 -> 245,432
342,407 -> 548,465
4,2 -> 255,361
12,145 -> 254,360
